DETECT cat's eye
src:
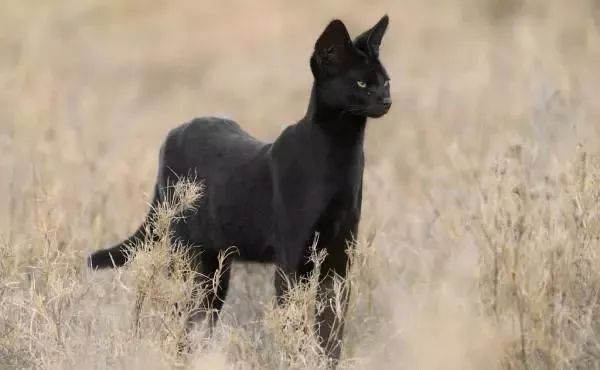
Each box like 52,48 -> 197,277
356,81 -> 367,88
384,80 -> 390,87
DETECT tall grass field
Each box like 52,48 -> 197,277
1,0 -> 599,369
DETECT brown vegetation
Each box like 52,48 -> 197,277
1,0 -> 599,368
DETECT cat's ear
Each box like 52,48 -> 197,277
313,19 -> 353,67
354,15 -> 389,58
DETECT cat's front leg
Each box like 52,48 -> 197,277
316,241 -> 351,366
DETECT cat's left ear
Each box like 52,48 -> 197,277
354,15 -> 389,58
314,19 -> 353,66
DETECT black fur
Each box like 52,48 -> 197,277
89,15 -> 391,364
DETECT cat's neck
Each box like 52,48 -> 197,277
302,83 -> 367,148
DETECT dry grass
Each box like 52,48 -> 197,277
1,0 -> 600,369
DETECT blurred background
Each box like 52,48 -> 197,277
1,0 -> 599,231
1,1 -> 599,369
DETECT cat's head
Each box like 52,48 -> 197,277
310,15 -> 391,118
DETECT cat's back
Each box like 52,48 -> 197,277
172,116 -> 261,148
161,116 -> 268,176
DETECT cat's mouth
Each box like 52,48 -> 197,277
365,102 -> 391,118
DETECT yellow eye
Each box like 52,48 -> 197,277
356,80 -> 367,88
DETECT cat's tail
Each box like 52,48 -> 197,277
88,186 -> 159,269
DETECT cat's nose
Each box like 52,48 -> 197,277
378,96 -> 392,106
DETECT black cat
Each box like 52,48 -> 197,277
89,15 -> 391,364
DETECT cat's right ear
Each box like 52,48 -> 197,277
312,19 -> 353,73
354,15 -> 389,58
